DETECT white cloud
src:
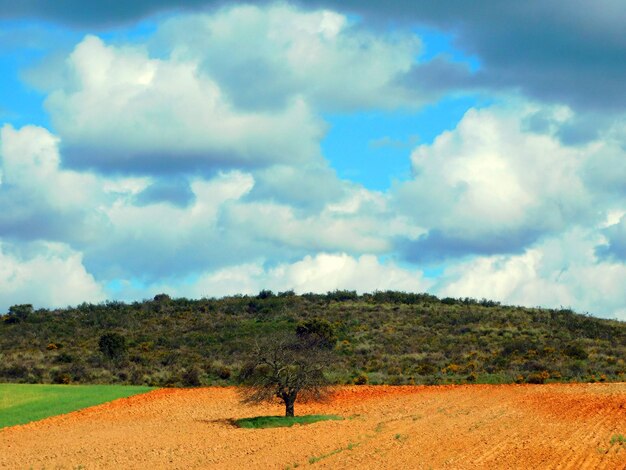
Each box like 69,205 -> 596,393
437,229 -> 626,320
0,124 -> 110,244
34,4 -> 428,175
395,104 -> 598,257
157,4 -> 422,112
45,34 -> 325,172
1,123 -> 410,285
149,252 -> 431,299
0,242 -> 105,311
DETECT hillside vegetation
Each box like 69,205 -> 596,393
1,291 -> 624,386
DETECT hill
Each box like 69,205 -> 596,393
1,291 -> 624,386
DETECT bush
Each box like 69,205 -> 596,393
216,365 -> 232,380
256,289 -> 275,299
8,304 -> 34,320
563,343 -> 588,360
353,373 -> 368,385
153,293 -> 171,303
99,333 -> 127,361
182,367 -> 202,387
55,352 -> 74,364
526,371 -> 550,384
296,319 -> 337,349
51,369 -> 71,384
1,364 -> 29,380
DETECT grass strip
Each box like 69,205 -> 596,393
234,414 -> 342,429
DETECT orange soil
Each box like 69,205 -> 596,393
1,383 -> 625,469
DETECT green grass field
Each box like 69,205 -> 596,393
0,383 -> 155,429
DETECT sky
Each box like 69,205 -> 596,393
0,0 -> 624,320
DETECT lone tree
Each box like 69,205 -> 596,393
238,332 -> 335,417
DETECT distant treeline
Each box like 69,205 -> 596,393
1,291 -> 624,386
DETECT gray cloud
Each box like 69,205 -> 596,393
0,0 -> 213,27
246,164 -> 346,212
322,0 -> 626,112
9,1 -> 624,114
396,229 -> 540,263
134,177 -> 196,207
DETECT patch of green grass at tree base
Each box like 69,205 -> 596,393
0,383 -> 155,429
234,414 -> 342,429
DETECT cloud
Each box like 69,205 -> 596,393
394,104 -> 596,261
7,1 -> 624,113
246,163 -> 345,211
436,229 -> 626,320
44,34 -> 325,174
0,124 -> 108,244
0,0 -> 213,27
134,177 -> 195,207
154,5 -> 422,112
140,252 -> 431,299
596,214 -> 626,261
324,0 -> 626,113
0,123 -> 404,284
0,241 -> 105,312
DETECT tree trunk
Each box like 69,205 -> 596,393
285,398 -> 295,417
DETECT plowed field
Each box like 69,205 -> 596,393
1,383 -> 625,469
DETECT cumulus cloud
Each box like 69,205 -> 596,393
395,104 -> 598,261
0,241 -> 105,311
155,5 -> 421,112
247,163 -> 345,211
436,229 -> 626,321
0,124 -> 108,244
44,34 -> 325,174
28,5 -> 434,176
151,252 -> 431,299
0,123 -> 402,284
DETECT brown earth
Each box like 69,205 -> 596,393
1,383 -> 625,469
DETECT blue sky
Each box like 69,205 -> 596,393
0,1 -> 624,319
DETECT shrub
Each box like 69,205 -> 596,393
153,293 -> 171,303
257,289 -> 275,299
296,319 -> 337,349
99,333 -> 127,361
353,373 -> 368,385
563,343 -> 588,360
182,367 -> 202,387
526,371 -> 550,384
8,304 -> 34,320
55,352 -> 74,364
216,365 -> 232,380
1,364 -> 29,380
51,369 -> 71,384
